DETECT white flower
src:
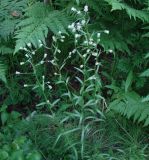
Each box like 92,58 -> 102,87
40,61 -> 44,64
25,54 -> 29,58
24,84 -> 28,87
39,43 -> 43,47
52,36 -> 57,42
109,49 -> 113,53
58,31 -> 62,34
83,54 -> 87,57
69,52 -> 72,56
84,5 -> 88,12
77,11 -> 81,15
68,23 -> 75,30
72,49 -> 77,53
42,75 -> 45,79
16,71 -> 21,75
20,62 -> 25,65
93,43 -> 97,47
89,41 -> 93,45
71,7 -> 77,12
92,52 -> 98,57
104,30 -> 109,34
27,43 -> 31,47
44,53 -> 47,58
68,25 -> 71,29
60,39 -> 64,42
84,41 -> 88,44
61,36 -> 65,39
54,72 -> 58,75
97,33 -> 101,38
80,65 -> 84,68
32,51 -> 35,55
81,20 -> 86,25
57,49 -> 61,53
75,34 -> 81,38
87,49 -> 90,53
48,85 -> 52,89
95,62 -> 99,65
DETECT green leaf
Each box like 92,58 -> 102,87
27,152 -> 41,160
0,61 -> 7,83
142,95 -> 149,102
140,69 -> 149,77
145,52 -> 149,59
125,70 -> 133,92
0,150 -> 9,160
1,112 -> 9,125
15,2 -> 70,53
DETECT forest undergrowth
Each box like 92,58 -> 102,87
0,0 -> 149,159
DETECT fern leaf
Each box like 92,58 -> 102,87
140,69 -> 149,77
0,61 -> 7,83
125,70 -> 133,92
105,0 -> 149,21
0,45 -> 14,54
0,19 -> 19,40
142,95 -> 149,102
110,91 -> 149,126
15,2 -> 70,53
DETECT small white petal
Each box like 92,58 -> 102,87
20,62 -> 25,65
44,53 -> 47,58
97,33 -> 101,38
104,30 -> 109,34
84,5 -> 88,12
16,71 -> 21,75
80,65 -> 84,68
71,7 -> 77,12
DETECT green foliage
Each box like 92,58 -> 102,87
0,0 -> 149,159
15,2 -> 70,52
109,91 -> 149,126
105,0 -> 149,21
0,60 -> 7,83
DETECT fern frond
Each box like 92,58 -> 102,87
0,45 -> 14,55
110,91 -> 149,126
0,60 -> 7,83
15,2 -> 70,52
0,19 -> 19,40
105,0 -> 149,21
140,69 -> 149,77
0,0 -> 27,20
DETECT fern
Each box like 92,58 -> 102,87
0,19 -> 19,40
0,45 -> 14,55
15,2 -> 70,52
109,91 -> 149,126
0,0 -> 27,40
140,69 -> 149,77
0,60 -> 7,83
105,0 -> 149,22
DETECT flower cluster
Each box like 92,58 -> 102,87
71,5 -> 88,15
